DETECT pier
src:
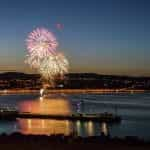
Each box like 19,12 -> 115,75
0,107 -> 121,123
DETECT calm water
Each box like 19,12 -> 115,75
0,93 -> 150,139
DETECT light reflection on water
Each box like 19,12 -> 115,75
1,93 -> 150,139
18,97 -> 74,135
101,122 -> 109,136
18,119 -> 73,135
86,121 -> 94,136
17,97 -> 109,136
19,97 -> 72,115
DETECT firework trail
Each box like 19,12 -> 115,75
25,27 -> 69,86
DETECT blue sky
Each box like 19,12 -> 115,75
0,0 -> 149,76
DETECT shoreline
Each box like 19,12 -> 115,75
0,89 -> 147,95
0,132 -> 149,150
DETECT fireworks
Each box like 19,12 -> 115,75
39,53 -> 69,80
25,27 -> 69,86
26,28 -> 58,58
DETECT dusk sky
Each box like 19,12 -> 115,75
0,0 -> 150,76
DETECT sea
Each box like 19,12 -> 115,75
0,92 -> 150,140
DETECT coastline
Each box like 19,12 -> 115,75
0,89 -> 147,95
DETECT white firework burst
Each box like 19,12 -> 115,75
26,28 -> 58,58
39,53 -> 69,81
25,27 -> 69,86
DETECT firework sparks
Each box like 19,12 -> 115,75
25,54 -> 41,69
25,27 -> 69,86
39,53 -> 69,81
26,28 -> 58,58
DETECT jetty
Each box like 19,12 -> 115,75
0,107 -> 121,123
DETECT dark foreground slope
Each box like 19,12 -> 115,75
0,133 -> 150,150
